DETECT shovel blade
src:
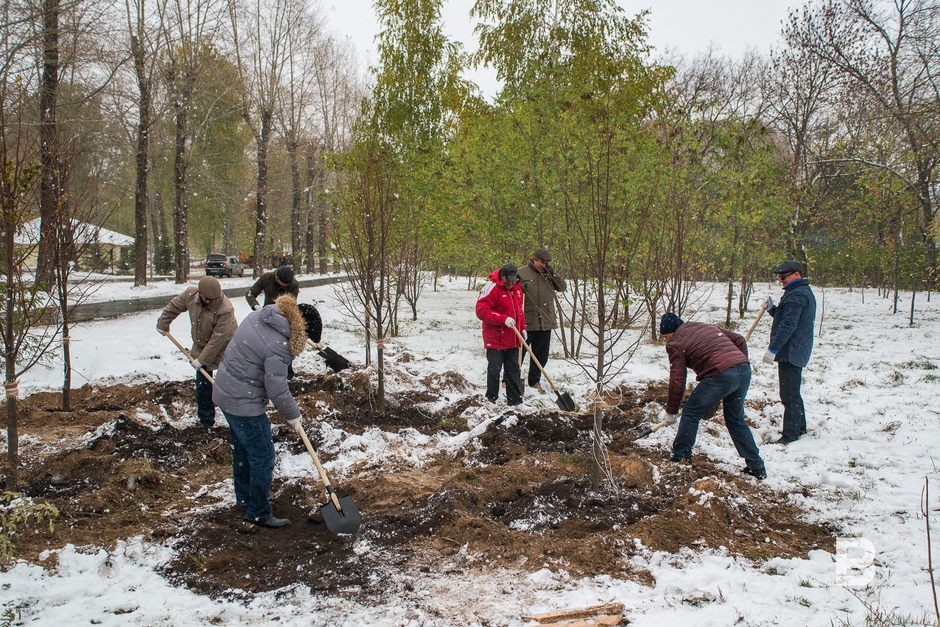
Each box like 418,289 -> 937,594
319,495 -> 361,535
555,391 -> 576,412
633,427 -> 653,440
318,347 -> 351,372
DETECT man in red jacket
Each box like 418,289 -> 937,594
476,263 -> 527,406
660,312 -> 766,480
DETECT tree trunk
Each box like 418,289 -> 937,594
252,110 -> 272,277
37,0 -> 60,288
288,138 -> 302,260
132,33 -> 151,287
173,96 -> 190,283
304,145 -> 316,273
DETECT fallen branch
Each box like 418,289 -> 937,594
523,602 -> 624,624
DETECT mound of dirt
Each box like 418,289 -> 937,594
3,373 -> 834,601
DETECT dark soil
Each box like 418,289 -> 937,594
3,371 -> 835,602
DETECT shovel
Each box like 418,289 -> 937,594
294,423 -> 361,535
511,326 -> 576,411
633,418 -> 669,440
306,339 -> 351,372
744,305 -> 767,342
165,331 -> 215,384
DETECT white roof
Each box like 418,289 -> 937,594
15,218 -> 134,246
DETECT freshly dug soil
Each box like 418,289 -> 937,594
4,370 -> 834,601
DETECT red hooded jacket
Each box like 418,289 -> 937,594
476,269 -> 527,350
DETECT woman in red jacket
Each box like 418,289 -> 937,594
476,263 -> 527,405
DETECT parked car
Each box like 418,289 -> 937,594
205,253 -> 245,278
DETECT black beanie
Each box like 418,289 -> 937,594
659,312 -> 684,335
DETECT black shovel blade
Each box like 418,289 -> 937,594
319,494 -> 361,535
633,427 -> 654,440
555,391 -> 576,412
318,347 -> 351,372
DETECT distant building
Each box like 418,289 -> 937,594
14,218 -> 135,273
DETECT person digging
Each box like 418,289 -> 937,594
659,312 -> 767,480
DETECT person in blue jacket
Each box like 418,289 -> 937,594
762,260 -> 817,444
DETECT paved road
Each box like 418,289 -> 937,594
68,275 -> 348,322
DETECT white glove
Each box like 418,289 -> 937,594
190,358 -> 202,370
765,296 -> 774,310
504,317 -> 516,328
762,349 -> 776,364
287,417 -> 302,432
522,330 -> 527,340
659,410 -> 678,425
156,326 -> 167,336
253,304 -> 260,311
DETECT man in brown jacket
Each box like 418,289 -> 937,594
517,247 -> 566,392
660,312 -> 766,480
157,276 -> 238,427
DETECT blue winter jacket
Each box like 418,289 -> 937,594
767,278 -> 816,367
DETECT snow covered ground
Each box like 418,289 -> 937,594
3,273 -> 939,626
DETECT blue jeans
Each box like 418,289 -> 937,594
222,411 -> 275,521
195,369 -> 215,426
778,362 -> 806,440
672,363 -> 764,471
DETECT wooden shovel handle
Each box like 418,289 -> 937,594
296,424 -> 343,512
165,331 -> 215,384
511,326 -> 561,394
744,305 -> 767,342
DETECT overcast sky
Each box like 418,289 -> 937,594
321,0 -> 802,97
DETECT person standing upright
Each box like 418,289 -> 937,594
763,259 -> 817,444
476,263 -> 527,406
517,247 -> 567,392
156,276 -> 237,427
245,265 -> 300,310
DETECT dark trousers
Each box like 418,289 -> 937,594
195,369 -> 215,426
222,411 -> 275,521
486,348 -> 522,405
778,362 -> 806,440
525,330 -> 552,386
672,363 -> 764,471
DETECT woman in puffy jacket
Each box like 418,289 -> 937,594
475,263 -> 527,406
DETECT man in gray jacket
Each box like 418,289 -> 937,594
212,294 -> 316,528
156,276 -> 237,427
517,247 -> 566,392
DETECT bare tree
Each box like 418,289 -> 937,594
227,0 -> 296,277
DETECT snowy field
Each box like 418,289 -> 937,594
3,273 -> 939,626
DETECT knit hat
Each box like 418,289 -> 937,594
274,265 -> 294,285
659,312 -> 684,335
197,276 -> 222,300
501,263 -> 518,284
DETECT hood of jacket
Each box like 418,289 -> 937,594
258,294 -> 307,357
487,268 -> 511,288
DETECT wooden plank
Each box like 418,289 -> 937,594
522,602 -> 625,623
540,614 -> 623,627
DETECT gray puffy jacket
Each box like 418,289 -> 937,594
212,296 -> 307,420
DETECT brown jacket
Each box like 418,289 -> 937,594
157,286 -> 237,370
665,321 -> 748,415
518,261 -> 566,331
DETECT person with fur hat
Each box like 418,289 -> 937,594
476,263 -> 527,406
245,265 -> 300,310
212,294 -> 318,528
156,276 -> 237,427
763,259 -> 816,444
517,247 -> 566,392
659,312 -> 766,480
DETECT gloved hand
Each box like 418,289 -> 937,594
765,296 -> 774,310
286,416 -> 302,432
156,326 -> 167,336
762,349 -> 777,364
546,263 -> 555,276
522,329 -> 527,341
253,305 -> 260,311
659,410 -> 678,425
190,358 -> 202,370
504,317 -> 516,328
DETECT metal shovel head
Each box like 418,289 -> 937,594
633,426 -> 654,440
555,391 -> 576,412
318,347 -> 351,372
319,494 -> 361,535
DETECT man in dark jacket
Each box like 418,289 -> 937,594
213,294 -> 316,528
476,263 -> 527,406
763,259 -> 817,444
660,312 -> 766,480
156,276 -> 237,427
245,265 -> 300,310
517,247 -> 566,392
